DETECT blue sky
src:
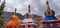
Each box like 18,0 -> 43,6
0,0 -> 60,16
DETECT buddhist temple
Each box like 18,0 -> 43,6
44,0 -> 57,20
42,0 -> 60,28
23,5 -> 33,23
4,5 -> 38,28
21,5 -> 38,28
4,8 -> 20,28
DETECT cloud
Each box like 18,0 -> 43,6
49,0 -> 60,15
1,0 -> 60,16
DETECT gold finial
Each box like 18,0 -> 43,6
25,5 -> 31,18
46,0 -> 50,10
14,8 -> 17,15
46,0 -> 49,4
46,0 -> 53,16
28,5 -> 30,13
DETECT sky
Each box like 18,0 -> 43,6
0,0 -> 60,16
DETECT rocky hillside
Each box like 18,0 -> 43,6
1,11 -> 24,21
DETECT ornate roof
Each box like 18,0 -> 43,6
45,0 -> 55,16
24,5 -> 31,18
10,8 -> 19,21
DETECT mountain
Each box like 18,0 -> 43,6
1,11 -> 24,21
56,15 -> 60,20
1,11 -> 43,21
32,14 -> 43,20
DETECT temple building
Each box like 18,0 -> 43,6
20,5 -> 38,28
22,5 -> 33,22
4,5 -> 38,28
44,0 -> 57,20
4,8 -> 20,28
42,0 -> 59,28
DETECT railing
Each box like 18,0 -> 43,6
4,22 -> 38,28
42,20 -> 60,28
4,26 -> 21,28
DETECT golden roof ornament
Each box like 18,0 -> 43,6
46,0 -> 53,16
13,8 -> 16,15
25,5 -> 31,18
28,5 -> 30,13
4,8 -> 19,26
10,8 -> 18,21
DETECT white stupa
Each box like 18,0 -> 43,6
21,5 -> 38,28
22,17 -> 34,22
22,5 -> 34,23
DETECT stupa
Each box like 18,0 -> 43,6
22,5 -> 33,23
4,8 -> 20,28
44,0 -> 57,20
21,5 -> 38,28
42,0 -> 60,28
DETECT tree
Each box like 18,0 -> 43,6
0,0 -> 5,27
0,0 -> 5,16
